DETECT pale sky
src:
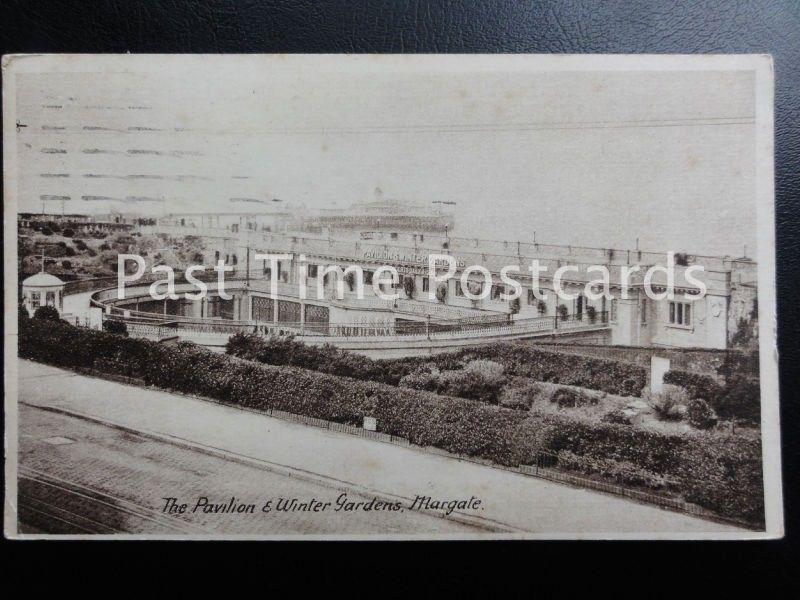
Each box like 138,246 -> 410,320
14,56 -> 757,256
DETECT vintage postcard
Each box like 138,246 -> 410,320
3,54 -> 782,539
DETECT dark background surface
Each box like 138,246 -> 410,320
1,0 -> 798,589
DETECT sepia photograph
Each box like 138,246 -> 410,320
3,53 -> 782,539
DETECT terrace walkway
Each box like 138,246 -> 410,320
15,360 -> 747,537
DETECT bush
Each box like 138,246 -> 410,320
437,362 -> 505,404
33,305 -> 60,322
62,228 -> 75,237
677,436 -> 764,524
41,227 -> 53,236
18,318 -> 764,526
18,303 -> 30,323
499,381 -> 546,410
602,408 -> 633,426
556,451 -> 673,490
716,376 -> 761,425
644,384 -> 688,421
687,399 -> 717,430
665,368 -> 760,425
664,370 -> 724,404
399,367 -> 440,392
226,335 -> 648,397
61,260 -> 72,269
103,319 -> 129,337
551,387 -> 596,408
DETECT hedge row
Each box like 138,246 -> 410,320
227,334 -> 648,397
20,318 -> 763,525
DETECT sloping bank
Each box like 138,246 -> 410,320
18,317 -> 764,527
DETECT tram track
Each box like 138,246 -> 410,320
18,466 -> 210,535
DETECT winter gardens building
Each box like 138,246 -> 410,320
90,200 -> 759,356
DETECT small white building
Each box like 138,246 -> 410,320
21,271 -> 65,317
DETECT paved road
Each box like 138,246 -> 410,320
12,360 -> 747,537
17,404 -> 476,536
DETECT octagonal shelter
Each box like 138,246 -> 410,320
22,271 -> 64,317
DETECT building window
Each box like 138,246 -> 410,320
422,277 -> 430,293
610,299 -> 618,322
640,298 -> 647,325
307,264 -> 318,278
363,270 -> 373,285
30,292 -> 40,308
669,301 -> 692,326
46,291 -> 56,307
455,280 -> 465,297
390,232 -> 398,240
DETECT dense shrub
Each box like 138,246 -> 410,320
443,344 -> 647,397
103,319 -> 129,337
399,366 -> 441,392
664,370 -> 724,403
716,376 -> 761,425
227,335 -> 649,397
665,368 -> 760,425
499,381 -> 546,410
398,360 -> 505,404
687,399 -> 718,430
19,318 -> 764,526
644,384 -> 688,421
556,451 -> 673,491
551,387 -> 596,408
62,228 -> 75,238
33,305 -> 61,322
602,408 -> 633,426
676,436 -> 764,524
438,366 -> 503,404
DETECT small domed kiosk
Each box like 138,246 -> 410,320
22,271 -> 65,317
